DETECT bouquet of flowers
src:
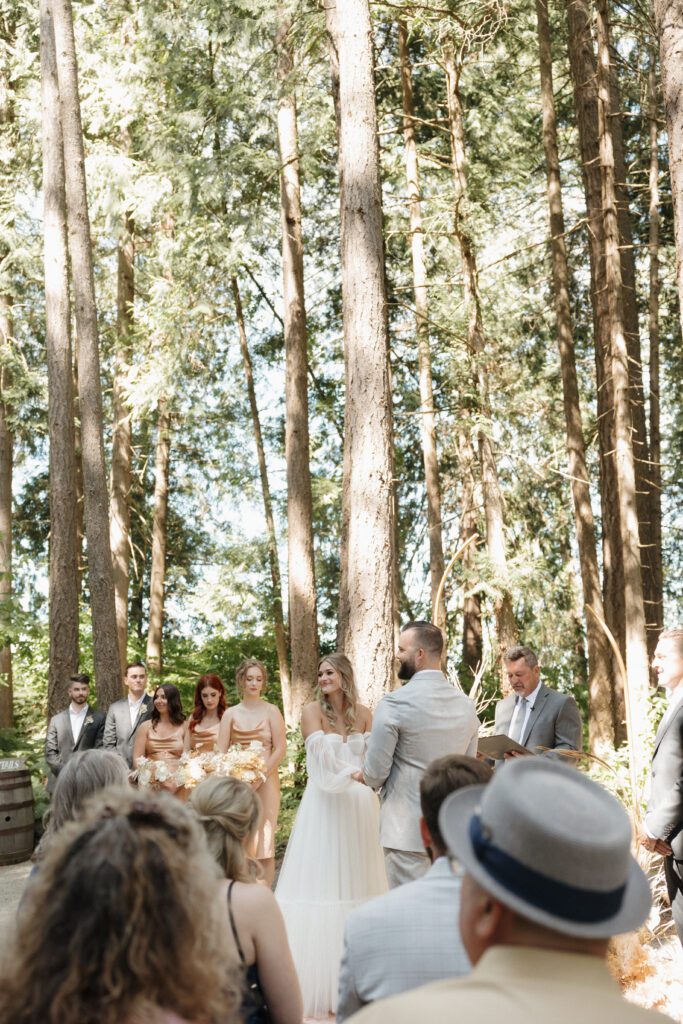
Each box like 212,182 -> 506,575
133,757 -> 177,788
168,741 -> 267,791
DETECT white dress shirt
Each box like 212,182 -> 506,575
507,680 -> 542,740
128,695 -> 145,728
69,703 -> 88,743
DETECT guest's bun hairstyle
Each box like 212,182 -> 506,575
235,658 -> 268,697
0,788 -> 240,1024
190,775 -> 263,882
439,758 -> 652,938
150,682 -> 185,726
189,673 -> 227,731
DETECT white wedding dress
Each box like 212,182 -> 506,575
275,730 -> 388,1018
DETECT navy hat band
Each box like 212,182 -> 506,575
469,814 -> 626,923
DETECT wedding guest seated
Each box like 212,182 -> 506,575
337,754 -> 492,1020
0,788 -> 241,1024
190,775 -> 303,1024
347,758 -> 673,1024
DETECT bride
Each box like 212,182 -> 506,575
275,653 -> 387,1019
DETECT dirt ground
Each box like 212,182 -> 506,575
0,859 -> 31,944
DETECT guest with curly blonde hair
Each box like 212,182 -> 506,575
0,788 -> 240,1024
191,775 -> 302,1024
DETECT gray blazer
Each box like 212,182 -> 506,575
645,699 -> 683,860
103,694 -> 153,767
494,682 -> 582,754
364,671 -> 479,852
45,705 -> 105,785
337,857 -> 470,1021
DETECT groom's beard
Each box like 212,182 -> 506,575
397,657 -> 417,681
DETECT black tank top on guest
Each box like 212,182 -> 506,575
227,880 -> 271,1024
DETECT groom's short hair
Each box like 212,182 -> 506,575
420,755 -> 492,852
401,620 -> 444,657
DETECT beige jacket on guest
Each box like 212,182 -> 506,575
347,945 -> 676,1024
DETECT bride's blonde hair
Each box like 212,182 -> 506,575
317,653 -> 359,734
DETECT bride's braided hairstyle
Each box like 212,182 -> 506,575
317,653 -> 359,734
190,775 -> 262,882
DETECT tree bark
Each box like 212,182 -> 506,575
398,20 -> 446,637
50,0 -> 120,707
444,42 -> 517,675
536,0 -> 614,752
232,276 -> 294,725
334,0 -> 396,705
110,206 -> 134,684
648,55 -> 664,623
276,11 -> 319,722
40,0 -> 80,717
565,0 -> 626,737
654,0 -> 683,343
596,0 -> 651,775
458,432 -> 483,679
146,401 -> 170,676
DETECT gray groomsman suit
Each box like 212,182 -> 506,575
45,704 -> 105,788
103,694 -> 153,767
644,695 -> 683,945
364,670 -> 479,885
494,681 -> 582,754
336,857 -> 470,1021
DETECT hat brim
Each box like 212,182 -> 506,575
441,785 -> 652,939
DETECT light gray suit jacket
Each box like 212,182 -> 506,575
645,698 -> 683,859
364,671 -> 479,851
103,694 -> 153,767
45,705 -> 105,788
337,857 -> 469,1021
494,682 -> 582,754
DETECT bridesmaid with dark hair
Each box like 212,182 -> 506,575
133,683 -> 186,794
185,674 -> 227,753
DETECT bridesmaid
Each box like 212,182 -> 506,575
218,659 -> 286,886
133,683 -> 186,794
185,674 -> 227,753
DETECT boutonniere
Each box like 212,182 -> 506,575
85,716 -> 94,726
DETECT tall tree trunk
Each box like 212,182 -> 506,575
654,0 -> 683,340
458,433 -> 483,679
231,276 -> 293,725
40,0 -> 80,717
648,55 -> 664,616
146,401 -> 170,676
276,11 -> 318,721
444,42 -> 517,677
536,0 -> 614,752
50,0 -> 120,708
72,336 -> 84,592
110,206 -> 134,684
334,0 -> 396,705
565,0 -> 626,737
0,28 -> 14,727
596,0 -> 651,775
398,20 -> 446,636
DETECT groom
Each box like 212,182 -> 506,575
360,621 -> 479,888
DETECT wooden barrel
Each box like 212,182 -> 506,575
0,759 -> 35,865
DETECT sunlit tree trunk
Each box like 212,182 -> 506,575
648,54 -> 664,612
110,203 -> 134,685
536,0 -> 614,752
444,42 -> 517,677
596,0 -> 650,776
232,276 -> 293,725
146,400 -> 170,676
334,0 -> 396,705
40,0 -> 80,716
653,0 -> 683,340
458,433 -> 483,679
276,10 -> 318,721
50,0 -> 120,707
398,20 -> 446,637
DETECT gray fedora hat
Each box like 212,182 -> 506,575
439,757 -> 651,938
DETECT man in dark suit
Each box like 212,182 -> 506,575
641,626 -> 683,947
103,661 -> 152,767
494,645 -> 582,759
45,674 -> 105,789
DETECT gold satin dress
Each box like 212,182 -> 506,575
231,714 -> 280,860
187,720 -> 220,753
144,725 -> 185,793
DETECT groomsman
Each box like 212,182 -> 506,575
45,674 -> 105,790
494,645 -> 582,758
103,661 -> 153,767
640,626 -> 683,947
361,621 -> 479,888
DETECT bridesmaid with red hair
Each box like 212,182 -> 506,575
184,674 -> 227,754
